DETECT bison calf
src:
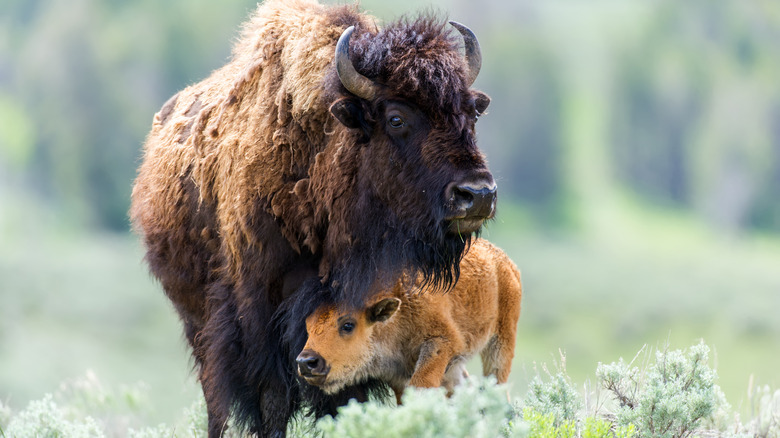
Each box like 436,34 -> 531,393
296,239 -> 522,403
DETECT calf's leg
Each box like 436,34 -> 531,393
481,261 -> 522,384
409,337 -> 454,389
441,358 -> 469,396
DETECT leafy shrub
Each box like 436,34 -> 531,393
579,416 -> 636,438
524,373 -> 582,426
0,399 -> 12,436
730,383 -> 780,438
520,367 -> 635,438
752,386 -> 780,437
1,343 -> 775,438
4,394 -> 105,438
597,342 -> 727,438
520,407 -> 635,438
56,371 -> 153,436
521,407 -> 576,438
126,424 -> 175,438
317,376 -> 526,438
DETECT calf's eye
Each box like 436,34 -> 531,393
340,322 -> 355,334
388,115 -> 405,128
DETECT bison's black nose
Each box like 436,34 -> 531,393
450,182 -> 497,220
296,350 -> 329,378
444,177 -> 497,234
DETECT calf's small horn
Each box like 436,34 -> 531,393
449,21 -> 482,87
335,26 -> 378,101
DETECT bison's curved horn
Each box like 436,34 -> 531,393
449,21 -> 482,87
335,26 -> 378,101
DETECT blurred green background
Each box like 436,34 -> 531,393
2,0 -> 779,426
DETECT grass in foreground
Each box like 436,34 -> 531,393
1,343 -> 778,438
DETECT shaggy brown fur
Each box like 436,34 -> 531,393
130,0 -> 495,436
297,239 -> 522,404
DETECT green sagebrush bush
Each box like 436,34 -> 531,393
753,386 -> 780,437
126,376 -> 526,437
316,376 -> 527,438
3,343 -> 778,437
0,399 -> 11,432
313,371 -> 634,438
520,407 -> 635,438
524,372 -> 582,426
521,369 -> 635,438
596,342 -> 728,438
2,395 -> 105,438
730,383 -> 780,438
0,372 -> 186,438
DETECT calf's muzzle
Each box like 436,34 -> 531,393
296,350 -> 329,384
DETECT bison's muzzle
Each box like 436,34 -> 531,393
445,178 -> 497,234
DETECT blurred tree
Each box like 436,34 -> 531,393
0,95 -> 35,172
1,0 -> 255,231
480,33 -> 565,224
610,0 -> 780,232
748,104 -> 780,231
611,51 -> 704,207
4,0 -> 780,234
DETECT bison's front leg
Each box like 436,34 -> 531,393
200,361 -> 231,438
409,337 -> 455,389
260,381 -> 292,438
205,402 -> 229,438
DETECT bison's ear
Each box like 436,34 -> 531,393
330,98 -> 364,129
367,297 -> 401,323
473,91 -> 491,115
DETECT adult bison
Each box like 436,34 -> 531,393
130,0 -> 495,436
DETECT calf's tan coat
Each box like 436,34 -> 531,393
298,239 -> 522,402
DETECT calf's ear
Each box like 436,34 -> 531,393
330,98 -> 364,129
367,298 -> 401,323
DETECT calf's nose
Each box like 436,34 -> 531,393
296,350 -> 328,377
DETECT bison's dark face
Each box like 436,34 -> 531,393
329,21 -> 496,238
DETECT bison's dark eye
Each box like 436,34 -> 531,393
339,321 -> 355,334
388,115 -> 405,128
